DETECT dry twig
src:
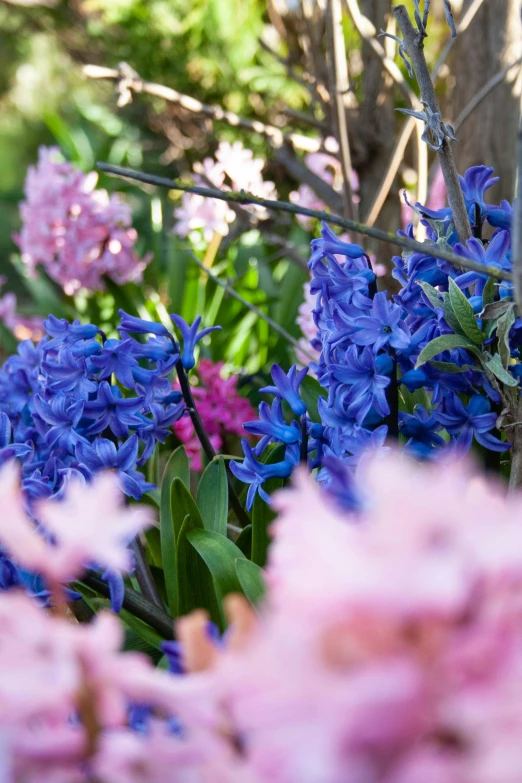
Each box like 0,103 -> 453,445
83,63 -> 323,154
393,5 -> 472,244
96,161 -> 512,282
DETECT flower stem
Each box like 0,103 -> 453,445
82,571 -> 174,638
175,359 -> 251,528
131,537 -> 163,608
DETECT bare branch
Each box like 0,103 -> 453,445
364,115 -> 416,226
453,55 -> 522,132
274,144 -> 343,214
327,0 -> 355,219
431,0 -> 486,82
83,63 -> 323,154
96,161 -> 512,282
344,0 -> 427,225
393,5 -> 472,244
0,0 -> 57,5
344,0 -> 418,106
512,119 -> 522,315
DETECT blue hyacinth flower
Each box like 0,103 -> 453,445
230,440 -> 297,509
260,364 -> 308,417
83,382 -> 146,439
170,315 -> 221,370
432,393 -> 509,454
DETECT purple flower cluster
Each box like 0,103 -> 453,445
0,309 -> 219,596
232,166 -> 515,508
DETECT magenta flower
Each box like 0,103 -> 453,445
173,359 -> 257,471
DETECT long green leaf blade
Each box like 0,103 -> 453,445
176,515 -> 222,627
187,529 -> 245,597
197,457 -> 228,535
159,446 -> 190,616
236,559 -> 266,606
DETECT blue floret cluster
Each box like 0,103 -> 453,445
232,166 -> 518,509
0,309 -> 219,597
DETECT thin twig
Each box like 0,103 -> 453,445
453,55 -> 522,132
82,571 -> 174,639
393,5 -> 472,244
344,0 -> 427,225
327,0 -> 355,219
431,0 -> 486,83
83,63 -> 323,154
512,119 -> 522,318
96,161 -> 512,281
187,250 -> 317,362
364,115 -> 416,227
274,145 -> 343,214
344,0 -> 418,105
258,37 -> 327,110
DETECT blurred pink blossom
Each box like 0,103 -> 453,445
173,359 -> 257,471
0,463 -> 154,583
3,452 -> 522,781
0,281 -> 44,343
290,146 -> 359,229
173,141 -> 277,241
15,147 -> 151,295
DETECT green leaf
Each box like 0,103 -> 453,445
483,353 -> 519,387
442,296 -> 463,335
251,445 -> 285,568
235,524 -> 252,558
0,323 -> 18,355
187,529 -> 245,598
145,489 -> 161,507
300,374 -> 327,424
482,276 -> 497,307
429,360 -> 479,374
480,300 -> 512,320
176,514 -> 223,627
159,446 -> 190,616
415,334 -> 477,368
417,281 -> 444,311
120,611 -> 164,655
235,559 -> 266,606
123,629 -> 163,665
197,457 -> 228,535
495,304 -> 516,368
144,527 -> 162,568
171,477 -> 203,543
448,278 -> 485,344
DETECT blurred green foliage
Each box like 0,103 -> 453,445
0,0 -> 314,377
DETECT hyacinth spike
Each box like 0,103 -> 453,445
243,399 -> 301,446
118,309 -> 172,338
260,364 -> 308,417
170,314 -> 222,370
